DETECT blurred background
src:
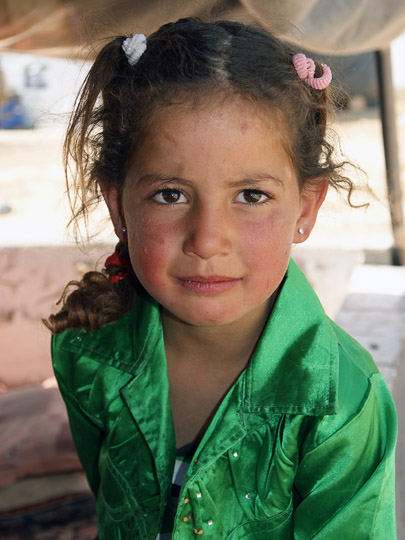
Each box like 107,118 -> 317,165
0,1 -> 404,539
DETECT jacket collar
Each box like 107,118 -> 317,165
242,259 -> 338,416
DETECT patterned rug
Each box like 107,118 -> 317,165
0,513 -> 97,540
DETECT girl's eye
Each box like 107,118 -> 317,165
235,190 -> 270,204
152,189 -> 187,204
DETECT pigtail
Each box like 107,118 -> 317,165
288,55 -> 361,206
64,37 -> 130,237
44,242 -> 137,334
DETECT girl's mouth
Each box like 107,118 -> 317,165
176,276 -> 242,295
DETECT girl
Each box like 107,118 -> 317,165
47,19 -> 397,540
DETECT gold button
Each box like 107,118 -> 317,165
182,517 -> 189,522
193,458 -> 198,463
183,498 -> 189,505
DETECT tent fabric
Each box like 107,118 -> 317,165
0,0 -> 404,58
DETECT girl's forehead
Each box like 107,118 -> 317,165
140,94 -> 289,149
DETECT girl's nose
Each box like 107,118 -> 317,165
182,203 -> 232,259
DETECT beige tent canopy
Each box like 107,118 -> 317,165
0,0 -> 405,57
1,0 -> 405,263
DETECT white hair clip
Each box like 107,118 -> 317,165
122,34 -> 147,66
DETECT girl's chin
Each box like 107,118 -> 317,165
162,305 -> 244,328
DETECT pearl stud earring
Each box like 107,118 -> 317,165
298,227 -> 305,235
120,226 -> 127,234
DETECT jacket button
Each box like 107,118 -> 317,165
208,520 -> 213,526
196,492 -> 202,498
245,493 -> 251,499
232,451 -> 238,457
183,498 -> 190,505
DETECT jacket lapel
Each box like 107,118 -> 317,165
119,295 -> 176,497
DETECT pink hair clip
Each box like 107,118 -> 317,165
292,53 -> 332,90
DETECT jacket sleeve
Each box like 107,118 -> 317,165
52,334 -> 104,497
293,373 -> 397,540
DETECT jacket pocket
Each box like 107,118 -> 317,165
99,455 -> 135,519
225,499 -> 293,539
97,453 -> 156,540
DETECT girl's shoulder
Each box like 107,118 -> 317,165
329,317 -> 391,420
308,318 -> 397,455
331,318 -> 379,379
51,293 -> 161,401
51,309 -> 137,417
52,307 -> 135,369
280,259 -> 395,427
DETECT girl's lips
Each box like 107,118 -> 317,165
176,276 -> 242,295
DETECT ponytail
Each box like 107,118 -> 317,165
45,38 -> 139,334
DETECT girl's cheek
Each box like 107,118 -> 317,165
128,220 -> 177,286
130,246 -> 167,288
238,212 -> 293,254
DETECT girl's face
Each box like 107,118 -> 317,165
104,97 -> 327,329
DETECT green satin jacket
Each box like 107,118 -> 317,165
52,259 -> 397,540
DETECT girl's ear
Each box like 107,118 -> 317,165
99,183 -> 127,241
294,177 -> 328,243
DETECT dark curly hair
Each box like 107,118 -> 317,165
45,18 -> 358,334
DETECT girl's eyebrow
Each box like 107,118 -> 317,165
136,172 -> 284,188
228,173 -> 285,189
136,173 -> 192,187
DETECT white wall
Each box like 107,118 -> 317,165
391,32 -> 405,90
0,53 -> 89,128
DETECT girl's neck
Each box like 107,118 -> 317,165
162,293 -> 276,371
